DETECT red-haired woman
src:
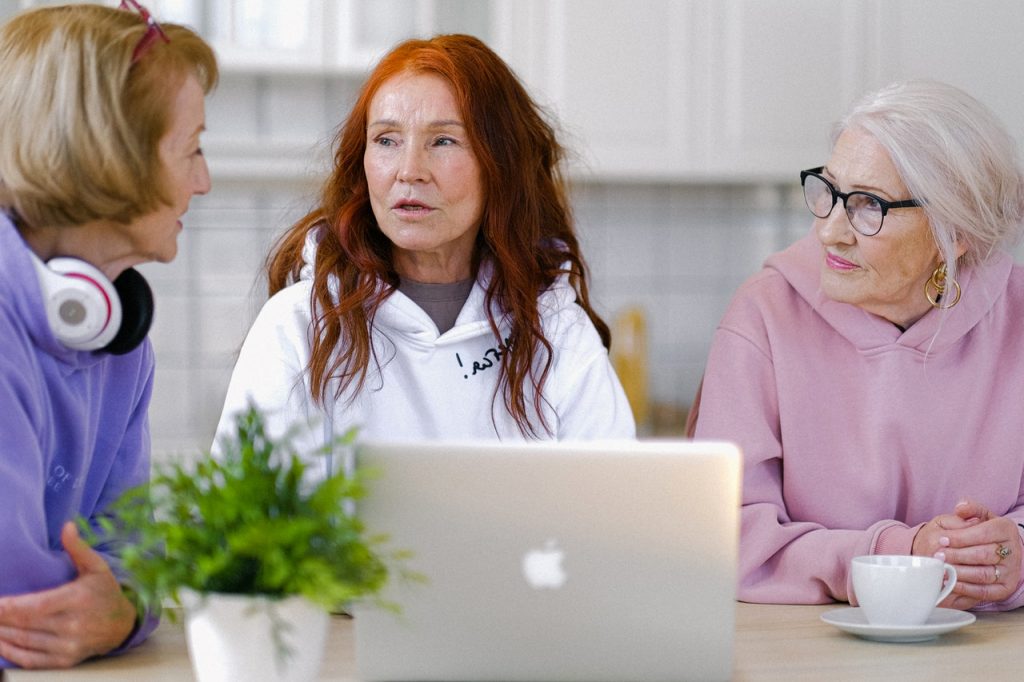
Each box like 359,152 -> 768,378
214,34 -> 633,457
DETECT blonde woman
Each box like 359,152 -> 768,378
0,2 -> 216,668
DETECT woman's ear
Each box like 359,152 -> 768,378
953,237 -> 969,261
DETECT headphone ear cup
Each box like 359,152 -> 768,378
103,268 -> 154,355
34,256 -> 122,351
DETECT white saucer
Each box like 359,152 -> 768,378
820,607 -> 975,643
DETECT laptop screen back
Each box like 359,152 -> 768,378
352,439 -> 741,682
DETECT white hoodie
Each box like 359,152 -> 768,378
214,232 -> 635,471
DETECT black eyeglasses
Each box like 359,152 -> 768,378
800,167 -> 922,236
120,0 -> 170,65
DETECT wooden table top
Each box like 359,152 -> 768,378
7,602 -> 1024,681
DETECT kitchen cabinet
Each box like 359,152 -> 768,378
6,0 -> 854,181
491,0 -> 699,182
868,0 -> 1024,147
332,0 -> 494,72
701,0 -> 870,179
494,0 -> 868,182
203,0 -> 326,72
494,0 -> 1024,182
148,0 -> 495,74
696,0 -> 1024,180
6,1 -> 1024,183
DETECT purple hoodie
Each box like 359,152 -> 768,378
0,214 -> 158,667
695,229 -> 1024,610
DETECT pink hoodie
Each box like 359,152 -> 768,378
695,230 -> 1024,610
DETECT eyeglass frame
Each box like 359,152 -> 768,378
120,0 -> 170,65
799,166 -> 923,236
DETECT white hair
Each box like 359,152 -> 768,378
834,79 -> 1024,291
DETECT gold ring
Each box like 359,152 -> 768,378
995,566 -> 1002,583
997,544 -> 1012,559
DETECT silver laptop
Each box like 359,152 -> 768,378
352,439 -> 741,682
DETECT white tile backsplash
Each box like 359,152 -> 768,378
578,182 -> 806,427
206,75 -> 261,142
147,295 -> 192,360
148,367 -> 193,453
265,77 -> 333,143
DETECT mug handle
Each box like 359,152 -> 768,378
935,564 -> 958,605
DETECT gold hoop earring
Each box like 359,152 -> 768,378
924,262 -> 961,309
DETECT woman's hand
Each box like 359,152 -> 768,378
912,509 -> 981,609
0,522 -> 136,668
914,500 -> 1022,608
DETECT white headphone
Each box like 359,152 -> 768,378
30,253 -> 124,352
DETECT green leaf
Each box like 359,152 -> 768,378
78,403 -> 407,613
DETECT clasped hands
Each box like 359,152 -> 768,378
0,522 -> 136,669
912,499 -> 1023,610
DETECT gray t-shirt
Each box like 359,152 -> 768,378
398,276 -> 474,334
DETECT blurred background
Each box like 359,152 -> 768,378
5,0 -> 1024,459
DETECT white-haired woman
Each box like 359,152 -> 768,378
694,79 -> 1024,611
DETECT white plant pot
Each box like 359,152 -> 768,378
182,591 -> 329,682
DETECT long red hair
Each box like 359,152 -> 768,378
266,34 -> 609,437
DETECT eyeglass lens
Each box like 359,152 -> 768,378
802,173 -> 884,235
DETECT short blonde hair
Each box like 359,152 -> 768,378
0,3 -> 218,228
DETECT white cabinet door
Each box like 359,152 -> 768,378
702,0 -> 871,180
332,0 -> 425,71
144,1 -> 1024,182
495,0 -> 699,182
332,0 -> 496,72
495,0 -> 871,182
206,0 -> 326,72
148,0 -> 496,75
868,0 -> 1024,146
703,0 -> 1024,181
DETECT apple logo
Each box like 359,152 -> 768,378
521,539 -> 567,589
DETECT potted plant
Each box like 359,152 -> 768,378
86,404 -> 400,682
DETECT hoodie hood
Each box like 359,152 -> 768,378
297,224 -> 325,284
297,226 -> 579,346
766,229 -> 1013,355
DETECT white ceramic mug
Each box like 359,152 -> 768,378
851,555 -> 957,626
